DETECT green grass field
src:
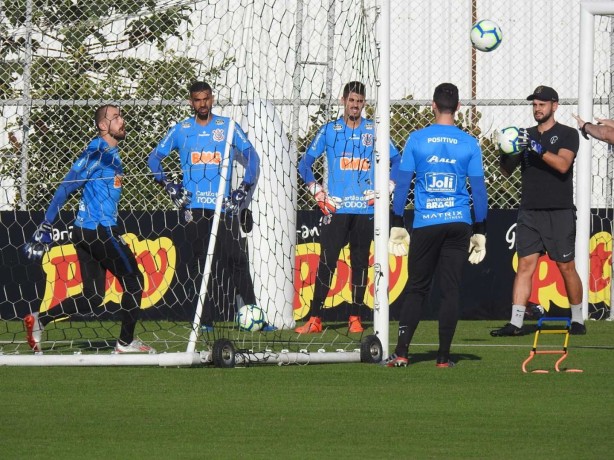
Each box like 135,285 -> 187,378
1,320 -> 613,460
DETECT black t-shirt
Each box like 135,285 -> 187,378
520,122 -> 579,209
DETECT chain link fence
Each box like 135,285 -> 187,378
0,1 -> 613,350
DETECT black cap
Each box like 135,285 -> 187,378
526,86 -> 559,102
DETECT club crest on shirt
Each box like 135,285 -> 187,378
362,133 -> 373,147
550,136 -> 558,144
212,129 -> 225,142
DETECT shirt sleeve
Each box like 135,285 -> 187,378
234,124 -> 260,185
468,175 -> 488,224
306,125 -> 327,159
391,134 -> 415,217
148,124 -> 179,183
298,154 -> 316,185
560,126 -> 580,155
467,138 -> 485,177
44,153 -> 90,223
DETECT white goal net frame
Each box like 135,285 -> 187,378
0,0 -> 389,366
577,1 -> 614,321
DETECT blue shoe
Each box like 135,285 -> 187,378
201,325 -> 214,333
262,324 -> 278,332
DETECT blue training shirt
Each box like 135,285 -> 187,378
392,124 -> 486,229
299,117 -> 400,215
45,137 -> 123,230
148,115 -> 260,210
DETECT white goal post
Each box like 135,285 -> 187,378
577,1 -> 614,320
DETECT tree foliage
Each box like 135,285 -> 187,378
0,1 -> 234,211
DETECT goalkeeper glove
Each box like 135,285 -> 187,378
240,208 -> 253,233
363,180 -> 396,206
518,128 -> 544,158
225,181 -> 252,214
163,180 -> 192,209
388,215 -> 410,256
468,234 -> 486,264
24,220 -> 53,261
308,182 -> 342,216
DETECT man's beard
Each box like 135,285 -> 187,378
534,111 -> 552,124
111,129 -> 126,140
196,110 -> 210,121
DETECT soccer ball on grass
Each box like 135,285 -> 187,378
470,19 -> 503,52
236,304 -> 266,332
497,126 -> 523,155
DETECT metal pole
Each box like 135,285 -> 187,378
577,3 -> 596,320
374,0 -> 390,358
291,0 -> 305,147
19,0 -> 34,210
326,0 -> 336,109
578,2 -> 614,320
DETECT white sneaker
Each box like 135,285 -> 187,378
114,339 -> 156,354
24,312 -> 43,352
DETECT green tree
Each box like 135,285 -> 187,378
0,1 -> 235,211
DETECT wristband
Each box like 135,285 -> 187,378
581,122 -> 592,140
391,214 -> 405,228
472,221 -> 486,236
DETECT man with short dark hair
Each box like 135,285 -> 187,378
24,105 -> 153,353
384,82 -> 488,367
492,86 -> 586,337
148,81 -> 275,332
294,81 -> 401,334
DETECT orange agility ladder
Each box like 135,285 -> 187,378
521,317 -> 584,374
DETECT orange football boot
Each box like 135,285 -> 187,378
294,316 -> 323,334
348,315 -> 364,333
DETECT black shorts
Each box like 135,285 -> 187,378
516,209 -> 576,262
71,225 -> 141,280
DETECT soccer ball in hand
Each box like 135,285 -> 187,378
470,19 -> 503,52
236,304 -> 265,332
497,126 -> 522,155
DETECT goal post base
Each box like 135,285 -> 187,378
0,351 -> 208,367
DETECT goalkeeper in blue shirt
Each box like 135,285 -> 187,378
294,81 -> 401,334
23,105 -> 153,354
383,83 -> 488,368
148,81 -> 275,332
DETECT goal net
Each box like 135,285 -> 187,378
0,0 -> 384,365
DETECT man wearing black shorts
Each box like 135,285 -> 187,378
23,105 -> 153,353
492,86 -> 587,336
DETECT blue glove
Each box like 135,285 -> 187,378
528,139 -> 543,157
225,182 -> 251,214
518,128 -> 544,157
24,221 -> 53,261
163,180 -> 192,208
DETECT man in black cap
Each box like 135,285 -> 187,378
491,85 -> 587,336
